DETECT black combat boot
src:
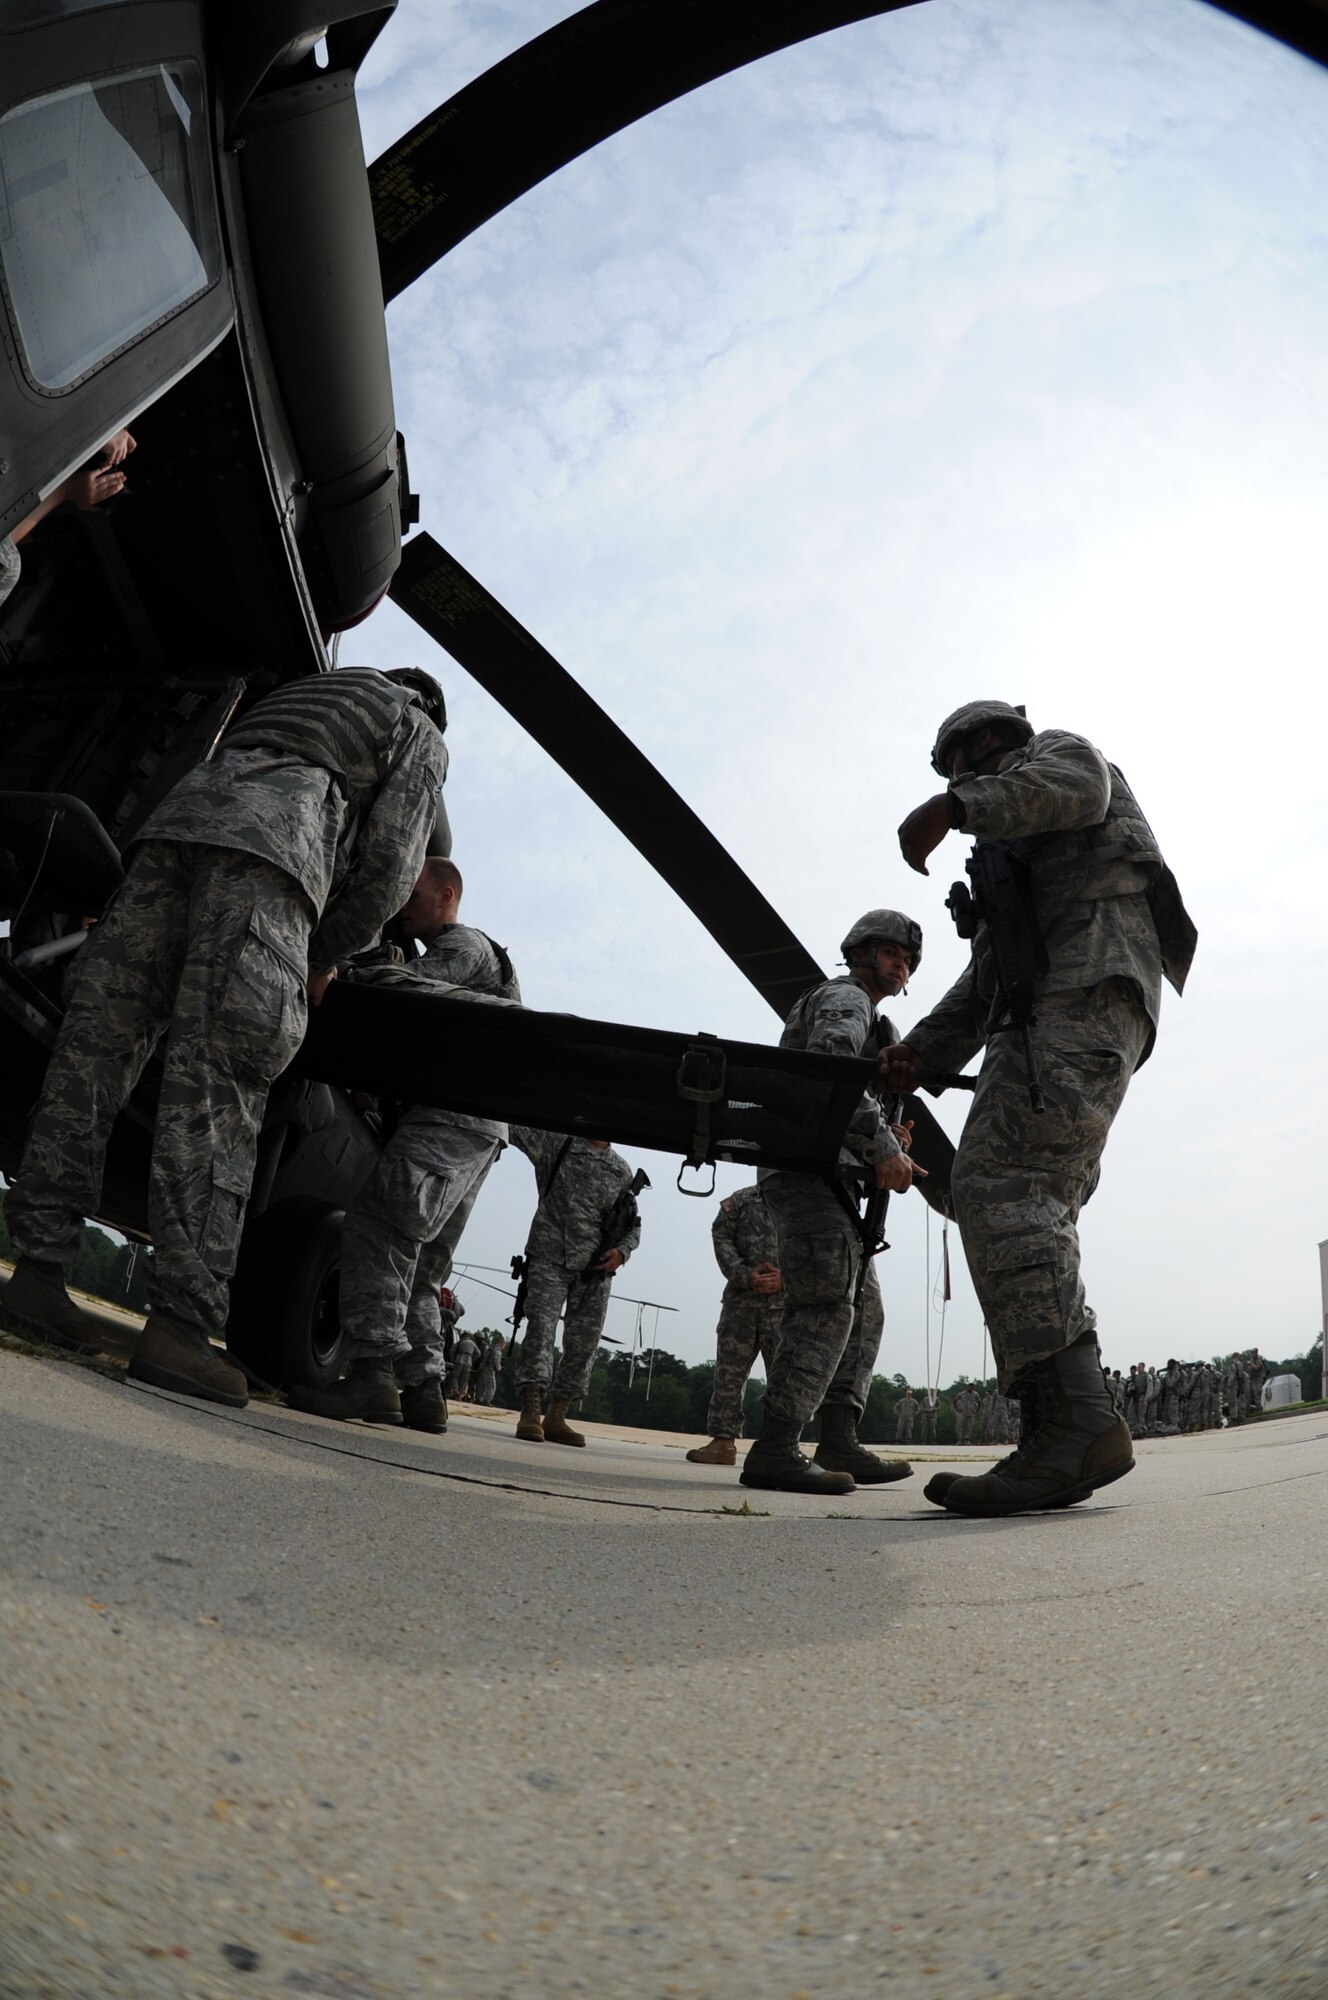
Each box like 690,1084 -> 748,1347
307,1358 -> 402,1425
923,1372 -> 1045,1507
814,1404 -> 913,1484
399,1378 -> 447,1433
3,1259 -> 103,1354
929,1334 -> 1132,1516
740,1414 -> 855,1496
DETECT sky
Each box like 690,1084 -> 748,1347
340,0 -> 1328,1389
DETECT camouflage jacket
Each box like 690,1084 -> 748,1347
711,1184 -> 780,1301
908,730 -> 1169,1074
511,1131 -> 641,1274
771,975 -> 902,1180
0,534 -> 19,610
137,671 -> 445,973
952,1387 -> 980,1418
347,921 -> 520,1141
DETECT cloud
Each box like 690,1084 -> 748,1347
354,0 -> 1328,1377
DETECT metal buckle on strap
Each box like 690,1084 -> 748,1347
676,1036 -> 726,1190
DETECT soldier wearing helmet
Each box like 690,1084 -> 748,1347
739,908 -> 926,1498
880,701 -> 1196,1518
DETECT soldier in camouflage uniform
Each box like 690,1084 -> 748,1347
1246,1349 -> 1267,1417
953,1383 -> 980,1445
4,667 -> 446,1409
685,1181 -> 784,1468
472,1334 -> 503,1406
509,1133 -> 642,1447
307,857 -> 519,1430
919,1393 -> 939,1444
882,700 -> 1195,1516
740,911 -> 923,1497
1158,1359 -> 1184,1433
894,1387 -> 918,1443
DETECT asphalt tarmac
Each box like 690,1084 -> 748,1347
1,1342 -> 1324,2000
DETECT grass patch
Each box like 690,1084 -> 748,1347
711,1499 -> 771,1517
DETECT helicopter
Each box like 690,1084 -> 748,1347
0,0 -> 1317,1387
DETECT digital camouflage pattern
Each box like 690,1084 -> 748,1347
759,1173 -> 886,1429
6,843 -> 311,1334
141,669 -> 445,973
338,1116 -> 499,1383
0,533 -> 19,609
705,1184 -> 783,1438
510,1131 -> 641,1399
905,725 -> 1179,1388
338,923 -> 519,1381
940,982 -> 1150,1387
758,974 -> 900,1431
952,1385 -> 980,1443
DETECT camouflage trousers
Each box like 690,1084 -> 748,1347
955,1409 -> 977,1444
6,841 -> 310,1335
705,1292 -> 783,1437
339,1113 -> 498,1383
759,1173 -> 885,1429
919,1405 -> 937,1443
517,1257 -> 613,1400
895,1405 -> 915,1442
951,981 -> 1151,1390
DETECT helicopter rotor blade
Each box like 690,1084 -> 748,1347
390,532 -> 823,1018
371,0 -> 925,302
389,532 -> 962,1211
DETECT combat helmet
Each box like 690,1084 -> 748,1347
840,909 -> 922,974
931,700 -> 1033,776
382,665 -> 447,735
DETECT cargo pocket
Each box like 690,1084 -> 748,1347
781,1229 -> 855,1310
222,907 -> 309,1085
983,1227 -> 1074,1345
201,1154 -> 253,1279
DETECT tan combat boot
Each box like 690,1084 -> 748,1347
515,1383 -> 544,1442
685,1436 -> 737,1466
543,1396 -> 586,1447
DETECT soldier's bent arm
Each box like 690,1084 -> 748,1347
947,729 -> 1112,843
899,962 -> 986,1078
309,710 -> 446,971
711,1201 -> 752,1285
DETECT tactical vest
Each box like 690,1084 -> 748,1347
224,669 -> 430,794
1016,763 -> 1196,996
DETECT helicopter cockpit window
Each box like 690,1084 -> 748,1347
0,62 -> 218,392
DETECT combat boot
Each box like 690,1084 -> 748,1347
685,1436 -> 737,1466
127,1316 -> 249,1408
740,1415 -> 855,1496
515,1383 -> 544,1442
930,1335 -> 1133,1516
925,1371 -> 1092,1511
3,1258 -> 103,1354
543,1396 -> 586,1447
399,1379 -> 447,1434
307,1358 -> 402,1425
814,1404 -> 913,1485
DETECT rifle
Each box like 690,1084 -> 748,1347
946,838 -> 1049,1112
508,1253 -> 529,1332
580,1167 -> 651,1281
845,1070 -> 976,1308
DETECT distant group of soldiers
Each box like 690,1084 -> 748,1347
893,1384 -> 1021,1445
1108,1351 -> 1268,1435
